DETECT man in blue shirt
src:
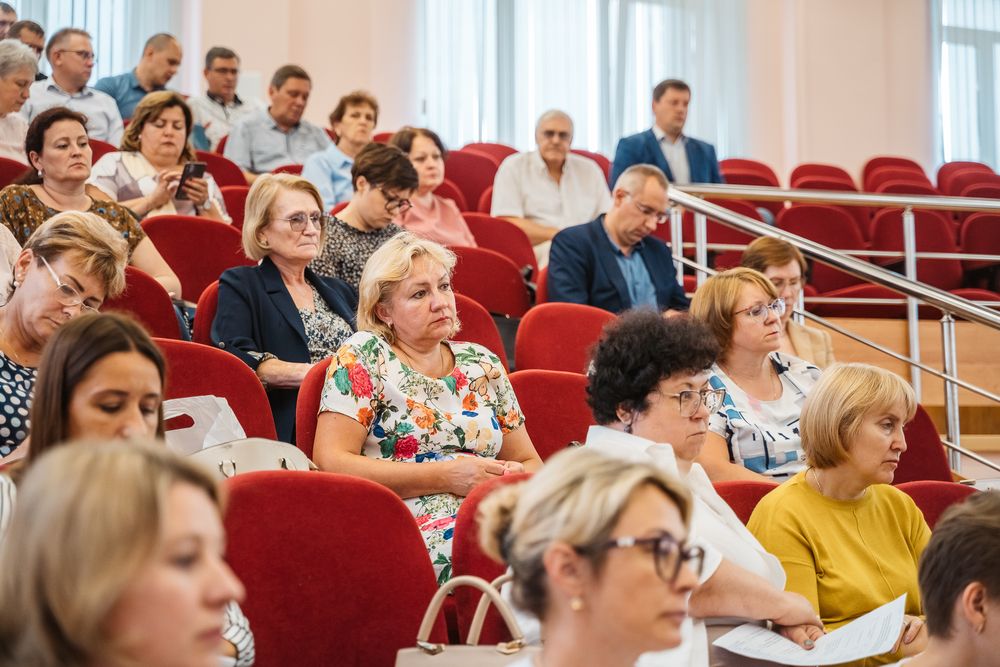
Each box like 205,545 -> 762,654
548,163 -> 689,315
95,33 -> 181,120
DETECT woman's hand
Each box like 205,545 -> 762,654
894,615 -> 927,656
149,170 -> 181,210
444,456 -> 506,496
770,591 -> 824,631
180,176 -> 211,209
500,460 -> 525,475
776,622 -> 825,649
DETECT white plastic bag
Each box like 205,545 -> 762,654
162,395 -> 247,455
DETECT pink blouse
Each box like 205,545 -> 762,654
398,194 -> 477,247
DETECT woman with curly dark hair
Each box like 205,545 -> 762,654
581,308 -> 823,666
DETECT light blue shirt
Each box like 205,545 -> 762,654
223,108 -> 331,174
22,79 -> 125,144
301,143 -> 354,210
93,70 -> 163,120
604,227 -> 657,308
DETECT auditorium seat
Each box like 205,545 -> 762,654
938,161 -> 994,195
866,166 -> 932,192
712,480 -> 778,525
862,156 -> 925,189
215,135 -> 228,154
717,168 -> 783,217
807,284 -> 906,319
461,212 -> 537,277
196,150 -> 247,187
192,281 -> 219,345
444,150 -> 499,210
775,205 -> 869,292
895,404 -> 952,484
789,178 -> 871,237
571,148 -> 612,183
477,185 -> 493,213
789,163 -> 855,188
88,138 -> 117,162
896,480 -> 977,529
294,358 -> 331,459
433,178 -> 469,211
462,141 -> 518,163
271,164 -> 303,175
874,180 -> 941,197
868,208 -> 962,290
514,302 -> 614,373
720,158 -> 780,185
220,185 -> 249,229
959,213 -> 1000,273
224,470 -> 446,666
372,131 -> 394,143
0,156 -> 27,188
450,246 -> 531,317
672,199 -> 761,269
101,266 -> 183,339
535,266 -> 548,303
509,369 -> 592,460
946,170 -> 1000,200
453,292 -> 509,370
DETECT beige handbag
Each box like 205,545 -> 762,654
186,438 -> 316,480
396,574 -> 540,666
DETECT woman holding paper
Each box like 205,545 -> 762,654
749,363 -> 931,666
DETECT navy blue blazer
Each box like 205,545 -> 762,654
547,216 -> 689,314
212,256 -> 358,444
610,129 -> 724,186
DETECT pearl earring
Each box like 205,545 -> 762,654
569,597 -> 584,612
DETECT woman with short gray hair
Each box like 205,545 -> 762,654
0,39 -> 37,164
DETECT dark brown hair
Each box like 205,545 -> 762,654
120,91 -> 195,161
741,237 -> 808,275
18,107 -> 90,185
653,78 -> 690,102
270,64 -> 310,90
389,126 -> 448,160
351,142 -> 418,191
329,90 -> 379,126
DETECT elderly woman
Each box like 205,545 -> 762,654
314,232 -> 542,582
214,173 -> 357,444
89,91 -> 229,222
749,363 -> 930,666
741,237 -> 835,368
0,312 -> 254,666
0,442 -> 245,667
480,447 -> 700,667
0,107 -> 181,296
690,267 -> 822,482
579,310 -> 822,666
887,492 -> 1000,667
309,142 -> 415,289
389,127 -> 476,247
0,40 -> 36,164
0,211 -> 127,458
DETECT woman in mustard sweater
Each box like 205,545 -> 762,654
748,363 -> 931,666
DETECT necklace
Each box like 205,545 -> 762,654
720,359 -> 781,401
810,467 -> 825,496
394,342 -> 447,377
0,321 -> 31,367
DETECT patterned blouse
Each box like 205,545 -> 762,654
319,332 -> 524,583
0,184 -> 145,253
310,217 -> 402,289
0,352 -> 35,458
298,284 -> 354,363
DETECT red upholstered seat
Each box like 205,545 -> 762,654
155,337 -> 277,440
895,404 -> 952,484
0,156 -> 28,188
669,198 -> 761,269
372,131 -> 394,143
571,148 -> 612,183
790,177 -> 872,238
452,472 -> 532,644
868,208 -> 962,290
717,168 -> 783,217
294,358 -> 331,459
509,369 -> 591,460
866,165 -> 932,192
862,156 -> 925,189
88,138 -> 117,162
477,185 -> 493,213
712,480 -> 779,525
514,302 -> 615,373
215,135 -> 228,154
192,280 -> 219,345
271,164 -> 303,175
776,204 -> 870,292
101,266 -> 182,339
141,215 -> 255,302
224,470 -> 447,666
461,212 -> 537,277
196,150 -> 247,187
443,150 -> 499,215
535,266 -> 548,304
462,142 -> 518,163
947,170 -> 1000,199
453,293 -> 509,370
896,480 -> 976,528
220,185 -> 249,230
433,178 -> 469,211
874,180 -> 941,197
720,158 -> 780,184
450,245 -> 531,317
938,161 -> 994,195
790,163 -> 856,188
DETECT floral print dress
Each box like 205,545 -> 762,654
319,331 -> 524,583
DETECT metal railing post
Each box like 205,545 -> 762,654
670,205 -> 683,286
941,313 -> 962,472
794,288 -> 805,325
902,206 -> 921,399
694,212 -> 708,286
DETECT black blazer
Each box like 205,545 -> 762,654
212,256 -> 358,443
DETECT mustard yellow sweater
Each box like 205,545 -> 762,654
748,471 -> 930,666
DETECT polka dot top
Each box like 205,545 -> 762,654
0,352 -> 35,458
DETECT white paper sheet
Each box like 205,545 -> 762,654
712,594 -> 907,666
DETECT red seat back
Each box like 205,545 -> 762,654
946,170 -> 1000,199
895,480 -> 976,528
461,212 -> 537,276
220,185 -> 249,230
294,358 -> 332,459
509,369 -> 591,460
790,163 -> 855,188
673,199 -> 760,269
862,156 -> 925,188
215,135 -> 228,154
938,161 -> 994,194
224,471 -> 447,666
462,142 -> 518,163
720,158 -> 780,184
0,156 -> 28,188
776,204 -> 869,292
451,472 -> 532,643
790,178 -> 871,238
271,164 -> 303,175
196,150 -> 247,187
875,180 -> 940,197
571,148 -> 612,183
960,212 -> 1000,272
451,246 -> 531,317
866,165 -> 931,192
895,404 -> 952,484
453,293 -> 509,370
717,168 -> 783,216
141,215 -> 255,302
535,266 -> 548,304
372,131 -> 394,144
443,151 -> 499,215
712,480 -> 779,525
89,139 -> 117,162
868,209 -> 962,290
433,178 -> 469,211
477,185 -> 493,213
192,280 -> 219,345
101,265 -> 181,339
155,337 -> 277,439
514,302 -> 615,373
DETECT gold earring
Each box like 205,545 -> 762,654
569,597 -> 584,612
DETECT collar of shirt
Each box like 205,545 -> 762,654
652,124 -> 686,147
530,149 -> 564,176
45,79 -> 92,99
128,69 -> 163,93
265,108 -> 300,133
601,216 -> 642,258
207,92 -> 243,108
323,142 -> 353,168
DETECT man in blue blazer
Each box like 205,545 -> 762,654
548,164 -> 689,314
610,78 -> 724,186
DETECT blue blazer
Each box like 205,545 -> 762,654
610,129 -> 724,186
212,256 -> 358,444
547,216 -> 689,314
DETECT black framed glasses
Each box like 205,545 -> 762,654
57,49 -> 96,62
378,188 -> 412,215
660,387 -> 727,417
40,256 -> 99,313
625,194 -> 669,225
274,212 -> 327,232
582,533 -> 704,586
733,298 -> 785,323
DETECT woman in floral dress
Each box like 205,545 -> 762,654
314,232 -> 542,582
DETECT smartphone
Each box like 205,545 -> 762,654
174,161 -> 207,200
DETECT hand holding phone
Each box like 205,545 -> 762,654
175,161 -> 207,200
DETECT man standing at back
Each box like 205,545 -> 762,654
610,79 -> 723,186
223,64 -> 331,182
187,46 -> 261,151
95,32 -> 182,120
22,28 -> 123,144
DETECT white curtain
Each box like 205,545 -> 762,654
17,0 -> 181,84
419,0 -> 748,157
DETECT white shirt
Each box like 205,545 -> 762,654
652,125 -> 691,185
491,150 -> 612,266
0,225 -> 21,296
187,93 -> 263,152
22,79 -> 124,144
0,113 -> 28,165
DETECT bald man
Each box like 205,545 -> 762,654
95,32 -> 182,119
491,110 -> 611,267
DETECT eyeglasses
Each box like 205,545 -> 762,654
274,212 -> 327,232
378,188 -> 412,215
581,533 -> 704,586
539,129 -> 571,142
626,194 -> 669,225
733,298 -> 786,323
57,49 -> 96,62
660,387 -> 727,417
40,256 -> 99,313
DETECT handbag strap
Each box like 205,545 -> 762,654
414,575 -> 526,655
466,571 -> 514,645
